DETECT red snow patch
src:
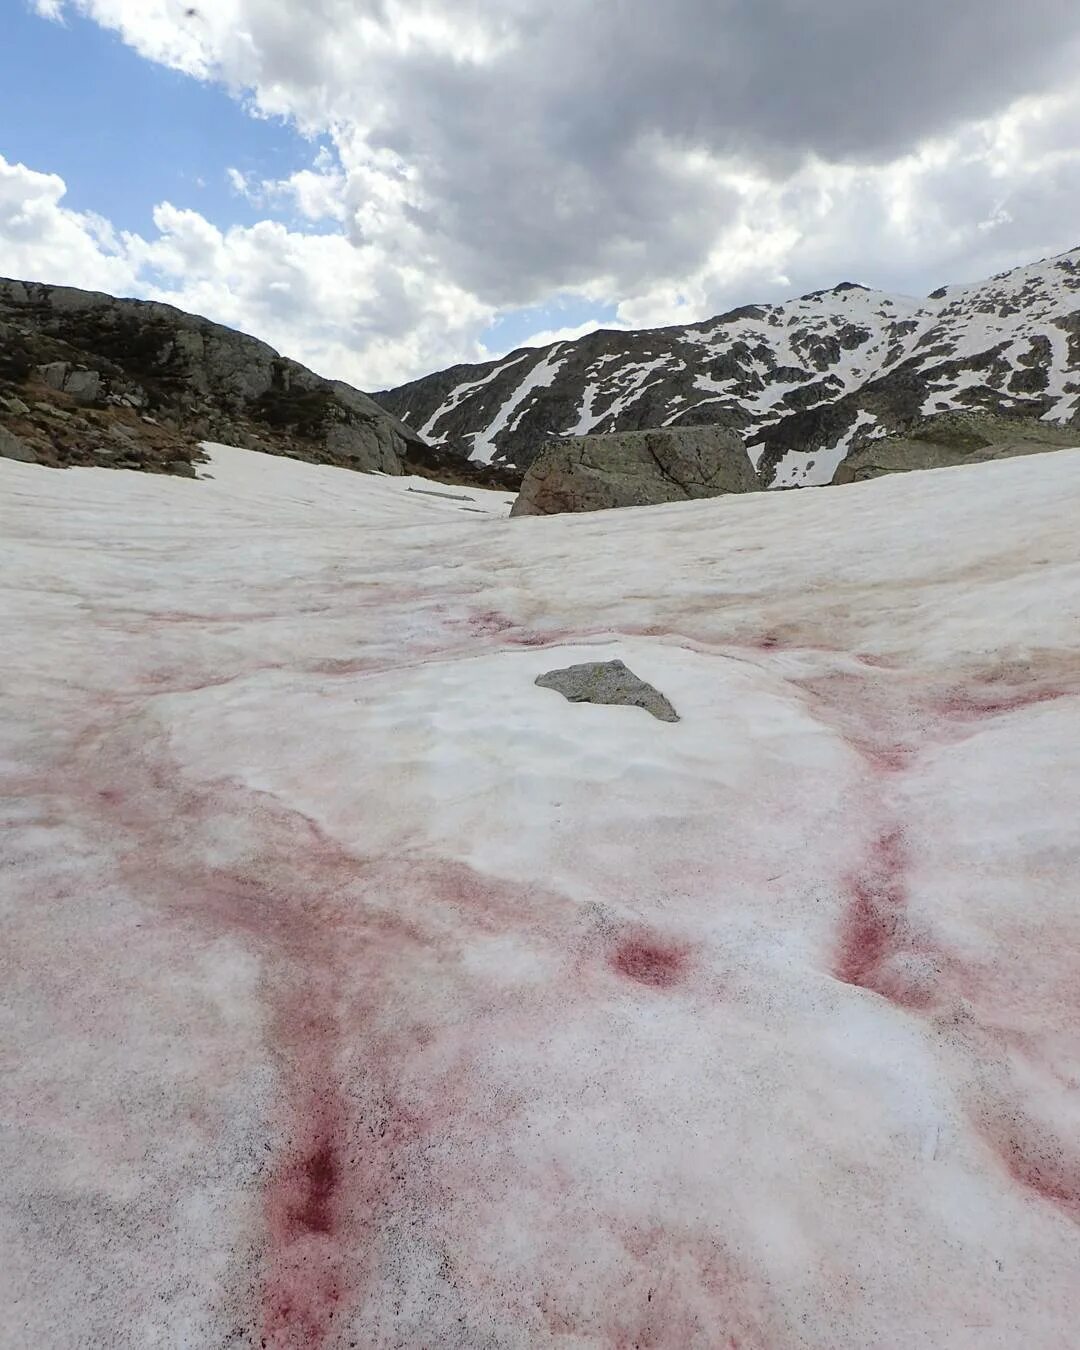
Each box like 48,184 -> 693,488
834,828 -> 939,1009
64,722 -> 583,1344
466,609 -> 517,635
611,934 -> 690,990
978,1108 -> 1080,1224
835,829 -> 907,988
604,1223 -> 773,1348
933,685 -> 1068,719
792,669 -> 919,776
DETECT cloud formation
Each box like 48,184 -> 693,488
11,0 -> 1080,385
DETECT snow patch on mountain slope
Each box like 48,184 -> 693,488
771,410 -> 881,488
417,351 -> 533,441
469,345 -> 568,463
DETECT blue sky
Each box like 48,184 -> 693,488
0,2 -> 605,362
1,3 -> 330,236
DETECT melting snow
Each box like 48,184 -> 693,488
3,445 -> 1080,1347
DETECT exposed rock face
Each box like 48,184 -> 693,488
510,425 -> 760,516
535,660 -> 680,722
0,278 -> 426,477
377,248 -> 1080,488
833,412 -> 1080,483
0,425 -> 37,462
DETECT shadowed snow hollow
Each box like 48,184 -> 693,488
2,444 -> 1080,1348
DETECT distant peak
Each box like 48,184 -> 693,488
797,281 -> 871,301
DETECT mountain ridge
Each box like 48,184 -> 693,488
376,247 -> 1080,488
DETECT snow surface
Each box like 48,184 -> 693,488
3,445 -> 1080,1348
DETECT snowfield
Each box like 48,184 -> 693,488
2,445 -> 1080,1349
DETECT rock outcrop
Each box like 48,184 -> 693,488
831,412 -> 1080,483
0,277 -> 425,477
510,424 -> 760,516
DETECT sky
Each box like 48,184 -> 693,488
2,1 -> 1080,391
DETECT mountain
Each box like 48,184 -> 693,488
0,278 -> 517,488
4,441 -> 1080,1344
376,248 -> 1080,487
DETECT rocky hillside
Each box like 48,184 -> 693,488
377,248 -> 1080,488
0,278 -> 517,487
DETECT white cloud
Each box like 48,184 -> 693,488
0,153 -> 491,389
511,318 -> 630,353
9,3 -> 1080,385
0,156 -> 136,294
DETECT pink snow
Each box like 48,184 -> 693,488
2,445 -> 1079,1348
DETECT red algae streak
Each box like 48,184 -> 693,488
611,935 -> 690,990
465,608 -> 517,636
67,720 -> 588,1347
1003,1141 -> 1080,1219
834,829 -> 908,998
933,685 -> 1068,720
262,1120 -> 349,1348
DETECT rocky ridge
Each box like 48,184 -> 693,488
376,248 -> 1080,488
0,278 -> 520,487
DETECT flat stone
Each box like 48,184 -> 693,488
535,659 -> 680,722
33,402 -> 72,421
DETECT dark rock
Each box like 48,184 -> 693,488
535,660 -> 680,723
37,361 -> 71,390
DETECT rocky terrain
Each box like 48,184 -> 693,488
377,248 -> 1080,488
0,278 -> 516,488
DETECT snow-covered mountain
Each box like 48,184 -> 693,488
377,248 -> 1080,487
4,443 -> 1080,1345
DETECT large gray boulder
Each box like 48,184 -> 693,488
510,424 -> 761,516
